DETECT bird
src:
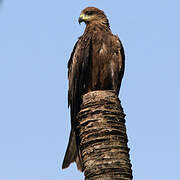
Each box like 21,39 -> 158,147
62,7 -> 125,172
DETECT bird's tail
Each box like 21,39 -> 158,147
62,129 -> 83,171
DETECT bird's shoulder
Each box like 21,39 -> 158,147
111,34 -> 125,58
67,34 -> 92,78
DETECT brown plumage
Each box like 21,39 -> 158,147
62,7 -> 125,171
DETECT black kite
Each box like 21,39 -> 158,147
62,7 -> 125,171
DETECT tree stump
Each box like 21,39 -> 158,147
77,90 -> 133,180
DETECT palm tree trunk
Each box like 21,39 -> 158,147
77,90 -> 132,180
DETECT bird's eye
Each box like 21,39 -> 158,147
85,11 -> 95,16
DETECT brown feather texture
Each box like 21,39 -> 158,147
62,7 -> 125,172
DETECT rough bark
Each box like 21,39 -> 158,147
77,90 -> 132,180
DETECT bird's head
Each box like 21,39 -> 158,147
78,7 -> 109,27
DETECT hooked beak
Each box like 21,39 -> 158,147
78,17 -> 83,24
78,13 -> 89,24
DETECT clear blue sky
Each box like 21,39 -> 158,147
0,0 -> 179,179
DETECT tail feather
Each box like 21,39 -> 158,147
62,129 -> 83,171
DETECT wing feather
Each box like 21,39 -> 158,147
111,35 -> 125,94
63,37 -> 92,171
68,37 -> 92,127
117,36 -> 125,92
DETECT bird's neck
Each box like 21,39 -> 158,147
84,21 -> 111,35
